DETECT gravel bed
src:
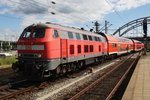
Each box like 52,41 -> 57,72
35,60 -> 121,100
12,57 -> 124,100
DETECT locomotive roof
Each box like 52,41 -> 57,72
116,36 -> 133,43
102,34 -> 119,42
29,22 -> 104,38
132,39 -> 142,43
102,33 -> 133,43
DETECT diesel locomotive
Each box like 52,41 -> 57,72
12,22 -> 144,80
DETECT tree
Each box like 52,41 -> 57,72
2,42 -> 11,51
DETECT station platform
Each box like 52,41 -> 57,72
122,52 -> 150,100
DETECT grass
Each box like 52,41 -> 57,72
0,56 -> 16,66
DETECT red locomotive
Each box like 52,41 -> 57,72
12,22 -> 144,80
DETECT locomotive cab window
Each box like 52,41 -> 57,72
32,28 -> 45,38
53,30 -> 59,38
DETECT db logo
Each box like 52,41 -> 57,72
26,45 -> 31,50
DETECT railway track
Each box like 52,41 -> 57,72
0,80 -> 35,99
0,67 -> 13,77
66,53 -> 140,100
0,53 -> 140,99
0,67 -> 16,87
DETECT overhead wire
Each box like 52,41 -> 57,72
105,0 -> 143,37
45,0 -> 94,29
1,0 -> 79,23
30,0 -> 90,23
1,0 -> 97,30
105,0 -> 125,23
0,0 -> 93,31
48,0 -> 91,21
0,0 -> 47,20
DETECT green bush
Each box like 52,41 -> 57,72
0,56 -> 16,66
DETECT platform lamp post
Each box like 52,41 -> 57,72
143,18 -> 147,55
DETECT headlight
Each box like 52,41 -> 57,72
37,54 -> 42,58
31,45 -> 44,50
18,53 -> 21,57
17,45 -> 25,50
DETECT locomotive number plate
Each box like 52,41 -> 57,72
26,45 -> 31,50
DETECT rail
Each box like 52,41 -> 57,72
68,53 -> 139,100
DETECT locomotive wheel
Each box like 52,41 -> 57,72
70,63 -> 76,72
77,62 -> 82,70
62,67 -> 67,74
55,66 -> 61,75
73,63 -> 77,72
80,61 -> 84,67
12,62 -> 19,73
67,64 -> 72,72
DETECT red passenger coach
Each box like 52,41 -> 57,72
116,37 -> 134,54
101,33 -> 134,57
132,39 -> 144,51
103,34 -> 119,56
13,23 -> 107,79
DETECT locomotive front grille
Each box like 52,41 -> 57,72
19,53 -> 42,58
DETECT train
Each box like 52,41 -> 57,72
12,22 -> 144,80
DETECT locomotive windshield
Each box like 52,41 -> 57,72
21,27 -> 32,38
21,27 -> 45,38
32,28 -> 45,38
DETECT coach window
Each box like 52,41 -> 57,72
68,32 -> 74,39
99,45 -> 101,51
92,36 -> 95,41
90,45 -> 93,52
112,43 -> 117,48
97,37 -> 100,41
112,43 -> 114,48
75,33 -> 81,40
94,36 -> 98,41
84,45 -> 88,53
53,30 -> 59,38
78,45 -> 81,53
99,37 -> 102,42
83,34 -> 88,40
70,45 -> 74,54
88,35 -> 92,41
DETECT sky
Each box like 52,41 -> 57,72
0,0 -> 150,41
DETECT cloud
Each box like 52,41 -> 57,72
0,28 -> 20,41
111,0 -> 150,11
0,0 -> 111,23
0,0 -> 150,28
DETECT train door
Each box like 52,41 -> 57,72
118,43 -> 121,52
60,39 -> 68,63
